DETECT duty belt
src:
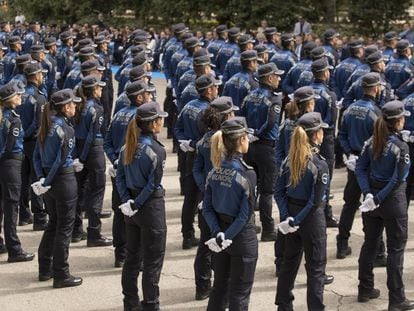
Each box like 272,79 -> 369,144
44,166 -> 75,175
128,188 -> 165,199
1,152 -> 24,161
217,212 -> 254,225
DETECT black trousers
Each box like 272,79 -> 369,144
358,182 -> 408,305
122,196 -> 167,311
0,158 -> 24,256
207,221 -> 258,311
244,142 -> 276,232
111,177 -> 126,261
194,209 -> 212,293
320,130 -> 335,219
101,79 -> 114,137
74,144 -> 106,240
38,172 -> 77,279
405,143 -> 414,206
164,86 -> 175,138
20,140 -> 47,225
181,151 -> 201,239
276,207 -> 327,311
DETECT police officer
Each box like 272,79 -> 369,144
56,30 -> 75,89
3,36 -> 23,83
32,88 -> 82,287
0,42 -> 8,86
44,37 -> 59,97
222,50 -> 259,109
203,116 -> 258,311
337,73 -> 382,259
310,58 -> 339,227
215,27 -> 240,76
264,27 -> 281,60
0,21 -> 10,46
116,101 -> 168,311
22,21 -> 41,54
355,100 -> 414,311
118,51 -> 153,96
241,62 -> 284,241
192,96 -> 239,300
0,82 -> 35,263
254,44 -> 269,65
322,28 -> 340,67
30,44 -> 54,98
104,80 -> 154,266
296,46 -> 328,89
175,74 -> 220,249
282,41 -> 317,95
383,31 -> 400,65
72,75 -> 112,247
385,39 -> 414,92
274,112 -> 329,311
207,25 -> 227,69
114,66 -> 152,114
402,91 -> 414,204
270,33 -> 297,85
19,62 -> 48,231
9,54 -> 32,91
331,39 -> 364,100
222,34 -> 255,84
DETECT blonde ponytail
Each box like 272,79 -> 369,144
124,117 -> 141,165
211,130 -> 225,168
288,126 -> 312,187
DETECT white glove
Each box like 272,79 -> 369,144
119,199 -> 138,217
401,130 -> 411,143
221,238 -> 232,250
359,193 -> 378,212
172,87 -> 176,98
106,165 -> 116,178
197,201 -> 203,210
166,79 -> 172,88
248,133 -> 259,143
55,72 -> 61,80
205,238 -> 222,253
179,139 -> 195,152
31,178 -> 51,196
336,98 -> 344,110
277,217 -> 299,235
344,154 -> 358,172
73,159 -> 84,173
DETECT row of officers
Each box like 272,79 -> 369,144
1,23 -> 414,311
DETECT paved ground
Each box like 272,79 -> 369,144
1,78 -> 414,311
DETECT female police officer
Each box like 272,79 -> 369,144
33,89 -> 82,288
192,96 -> 238,300
116,101 -> 168,311
274,112 -> 329,311
203,116 -> 258,311
0,82 -> 35,263
355,100 -> 414,311
73,75 -> 112,247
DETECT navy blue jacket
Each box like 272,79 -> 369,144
338,95 -> 381,155
355,133 -> 410,205
104,105 -> 138,164
385,55 -> 413,91
3,50 -> 19,83
281,59 -> 312,94
241,84 -> 283,141
203,154 -> 257,239
270,49 -> 297,83
275,117 -> 296,170
0,108 -> 24,158
322,43 -> 339,67
275,151 -> 329,225
56,44 -> 74,79
162,40 -> 182,81
403,94 -> 414,133
174,54 -> 193,91
310,80 -> 338,128
215,41 -> 239,76
74,97 -> 104,162
193,130 -> 215,192
176,69 -> 196,101
178,81 -> 199,112
116,134 -> 166,209
207,38 -> 225,68
222,71 -> 258,109
331,56 -> 362,99
33,115 -> 75,186
382,47 -> 395,65
222,52 -> 241,85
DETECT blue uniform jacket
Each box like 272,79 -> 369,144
203,154 -> 257,239
281,59 -> 312,95
176,69 -> 196,101
222,52 -> 241,85
331,56 -> 362,99
74,97 -> 104,162
355,134 -> 410,205
403,94 -> 414,133
33,115 -> 75,186
270,49 -> 297,83
104,105 -> 138,164
338,95 -> 381,155
385,55 -> 413,90
174,96 -> 210,148
63,66 -> 81,90
162,40 -> 182,81
215,42 -> 239,76
56,45 -> 74,79
310,80 -> 338,128
383,47 -> 395,65
3,50 -> 19,83
178,81 -> 199,112
275,152 -> 329,225
173,54 -> 192,91
116,134 -> 166,209
193,130 -> 215,192
241,84 -> 282,141
22,31 -> 39,54
0,108 -> 24,158
222,71 -> 258,109
208,39 -> 225,67
275,118 -> 296,170
169,49 -> 188,89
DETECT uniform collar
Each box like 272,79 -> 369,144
362,94 -> 376,102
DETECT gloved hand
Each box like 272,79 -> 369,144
119,199 -> 137,217
336,98 -> 344,110
248,133 -> 259,143
277,217 -> 299,235
401,130 -> 411,143
179,139 -> 195,152
344,154 -> 358,171
106,165 -> 116,178
31,178 -> 51,196
205,237 -> 222,253
55,72 -> 61,80
73,159 -> 84,173
359,193 -> 378,212
113,159 -> 119,169
216,232 -> 232,250
166,79 -> 172,88
197,201 -> 203,210
172,87 -> 177,98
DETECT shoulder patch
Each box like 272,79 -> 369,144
321,173 -> 328,185
405,153 -> 410,164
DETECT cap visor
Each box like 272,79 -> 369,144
158,111 -> 168,118
321,121 -> 329,129
72,96 -> 82,103
404,111 -> 411,117
41,69 -> 48,74
232,106 -> 240,111
275,69 -> 285,75
98,81 -> 106,87
314,94 -> 321,99
246,128 -> 255,135
97,66 -> 106,71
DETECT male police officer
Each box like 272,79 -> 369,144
385,39 -> 414,92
